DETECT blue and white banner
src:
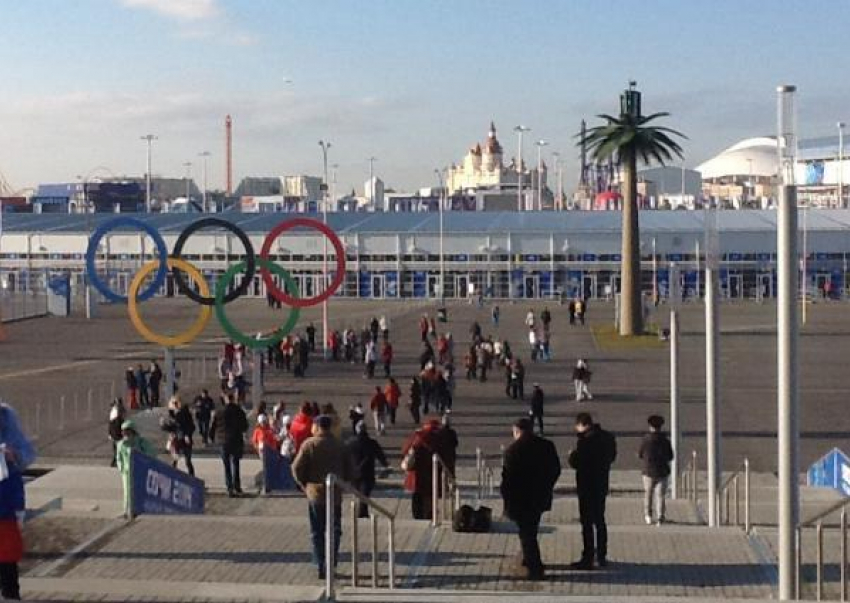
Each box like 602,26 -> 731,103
130,451 -> 205,516
807,448 -> 850,497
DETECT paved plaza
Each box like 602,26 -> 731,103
2,297 -> 850,470
2,298 -> 850,601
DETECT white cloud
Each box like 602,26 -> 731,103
119,0 -> 220,21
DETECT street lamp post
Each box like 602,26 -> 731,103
839,122 -> 845,208
776,83 -> 800,602
368,157 -> 377,210
330,163 -> 339,212
552,151 -> 562,210
318,140 -> 332,359
514,126 -> 531,211
140,134 -> 157,213
198,151 -> 211,213
435,169 -> 446,303
183,162 -> 193,203
535,140 -> 548,211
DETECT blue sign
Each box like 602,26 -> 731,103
807,448 -> 850,497
581,254 -> 597,262
262,449 -> 296,492
130,451 -> 205,516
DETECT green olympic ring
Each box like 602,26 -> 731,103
215,258 -> 301,349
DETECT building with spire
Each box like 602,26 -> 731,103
447,122 -> 546,196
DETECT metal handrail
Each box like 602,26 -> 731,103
717,459 -> 750,532
324,474 -> 396,601
432,453 -> 459,527
680,450 -> 699,503
796,506 -> 848,602
800,495 -> 850,528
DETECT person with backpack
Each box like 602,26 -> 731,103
400,419 -> 445,520
568,412 -> 617,570
348,422 -> 388,517
638,415 -> 675,526
501,417 -> 561,581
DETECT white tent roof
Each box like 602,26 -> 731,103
697,137 -> 778,180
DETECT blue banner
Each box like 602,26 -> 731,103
807,448 -> 850,497
413,271 -> 426,298
386,271 -> 399,298
130,451 -> 205,516
262,449 -> 296,492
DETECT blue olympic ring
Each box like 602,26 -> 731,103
85,217 -> 170,304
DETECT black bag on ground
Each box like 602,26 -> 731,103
452,504 -> 492,533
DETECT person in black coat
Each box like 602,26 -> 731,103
210,394 -> 249,496
501,417 -> 561,580
348,422 -> 388,517
568,412 -> 617,570
529,384 -> 545,435
638,415 -> 674,525
194,389 -> 215,445
163,397 -> 196,476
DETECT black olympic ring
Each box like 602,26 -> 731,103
171,217 -> 256,306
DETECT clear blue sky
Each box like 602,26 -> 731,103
1,0 -> 848,194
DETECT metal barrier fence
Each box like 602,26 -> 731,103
797,500 -> 850,601
325,473 -> 396,601
1,353 -> 219,444
0,290 -> 49,322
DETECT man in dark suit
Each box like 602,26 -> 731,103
568,412 -> 617,570
500,417 -> 561,580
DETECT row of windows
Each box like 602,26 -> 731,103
2,252 -> 850,262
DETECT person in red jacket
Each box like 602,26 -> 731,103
381,341 -> 394,377
384,378 -> 401,425
251,414 -> 280,456
370,387 -> 388,435
289,403 -> 314,452
401,418 -> 447,520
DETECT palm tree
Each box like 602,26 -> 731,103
581,85 -> 685,335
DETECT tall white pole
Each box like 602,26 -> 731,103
319,141 -> 331,359
839,122 -> 845,208
199,151 -> 210,212
183,162 -> 192,203
368,157 -> 376,210
141,134 -> 157,213
778,184 -> 800,600
777,84 -> 800,601
514,126 -> 530,211
802,206 -> 808,324
670,306 -> 680,499
535,140 -> 548,211
652,236 -> 658,302
435,169 -> 445,303
705,202 -> 720,528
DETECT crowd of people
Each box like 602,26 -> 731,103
91,301 -> 683,587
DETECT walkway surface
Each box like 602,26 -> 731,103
18,465 -> 802,602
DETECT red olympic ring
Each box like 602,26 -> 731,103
260,217 -> 346,307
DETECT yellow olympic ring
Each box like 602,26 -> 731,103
128,258 -> 212,347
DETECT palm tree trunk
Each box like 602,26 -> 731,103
619,151 -> 643,335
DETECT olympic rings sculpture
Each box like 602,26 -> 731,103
85,216 -> 346,349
